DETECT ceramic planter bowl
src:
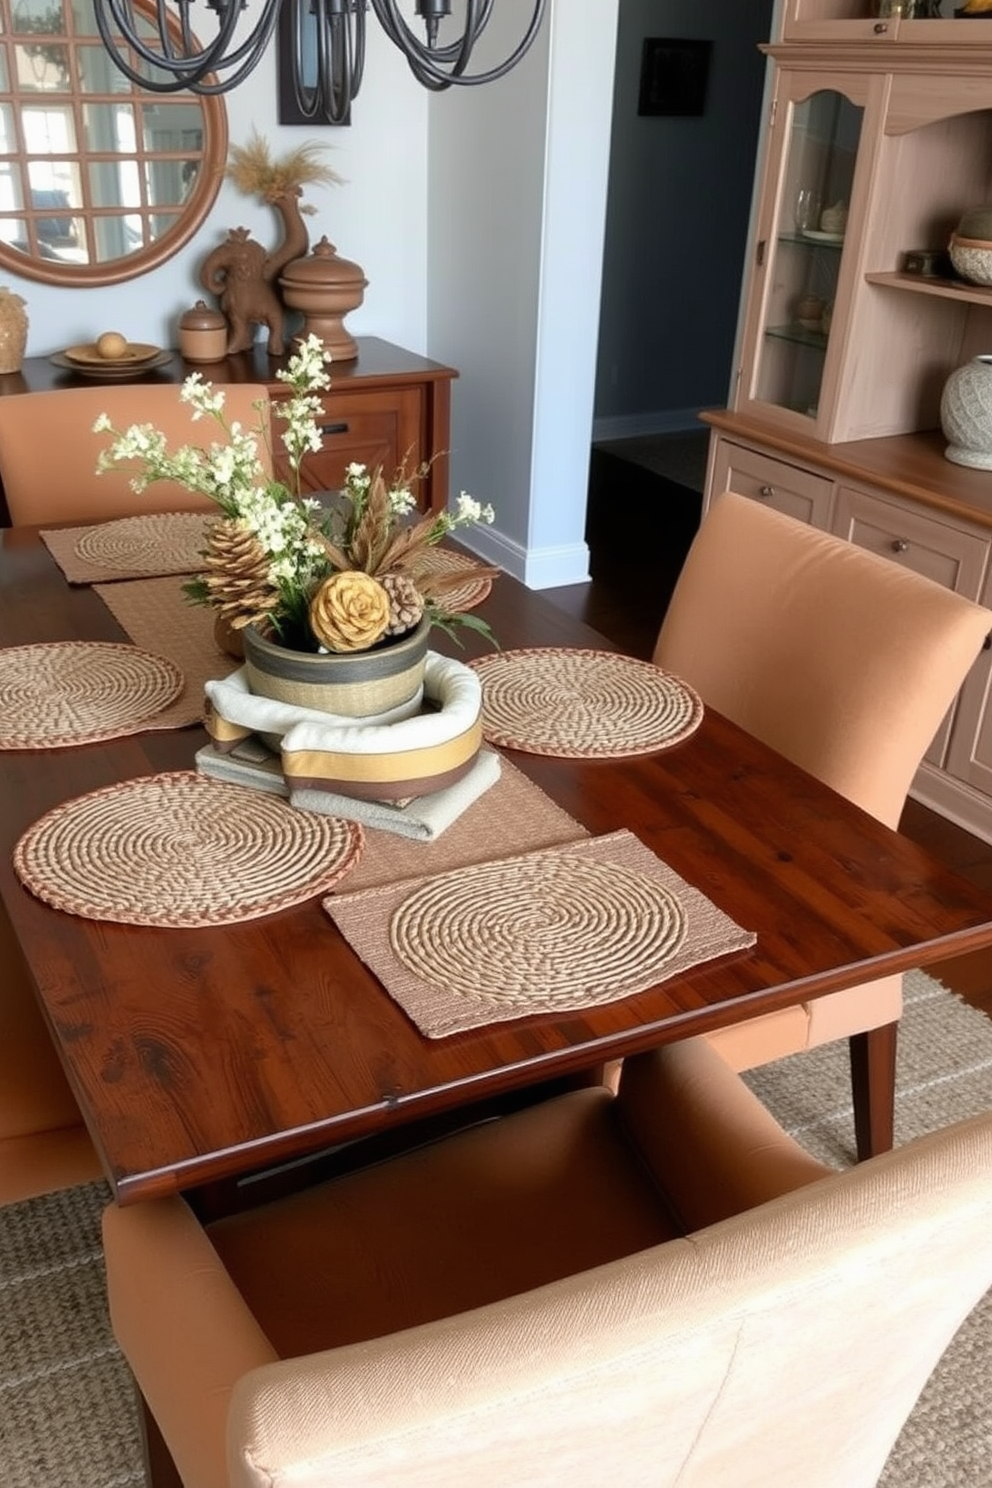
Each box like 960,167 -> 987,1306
242,615 -> 430,719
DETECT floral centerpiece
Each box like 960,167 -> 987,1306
93,334 -> 498,661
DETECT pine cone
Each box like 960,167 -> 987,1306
380,571 -> 425,636
200,518 -> 279,630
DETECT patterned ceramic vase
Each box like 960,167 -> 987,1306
941,355 -> 992,469
0,287 -> 28,374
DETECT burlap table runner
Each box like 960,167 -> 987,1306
95,576 -> 239,729
42,513 -> 211,585
342,753 -> 588,889
325,828 -> 756,1037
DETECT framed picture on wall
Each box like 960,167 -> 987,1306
637,38 -> 712,118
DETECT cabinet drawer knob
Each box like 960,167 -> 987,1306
891,539 -> 909,553
320,421 -> 350,437
758,485 -> 775,500
873,20 -> 889,32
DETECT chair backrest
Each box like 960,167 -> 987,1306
653,490 -> 991,827
227,1108 -> 992,1488
0,382 -> 271,526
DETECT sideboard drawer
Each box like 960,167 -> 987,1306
272,386 -> 425,506
832,486 -> 991,601
708,438 -> 835,528
834,484 -> 991,769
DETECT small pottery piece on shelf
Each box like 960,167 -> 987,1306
279,237 -> 368,362
241,614 -> 430,720
819,200 -> 848,237
0,286 -> 28,375
179,301 -> 229,364
948,208 -> 992,285
795,294 -> 825,331
940,354 -> 992,468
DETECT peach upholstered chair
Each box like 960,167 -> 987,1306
653,490 -> 991,1159
0,901 -> 102,1203
0,380 -> 269,1202
0,382 -> 270,525
102,1037 -> 992,1488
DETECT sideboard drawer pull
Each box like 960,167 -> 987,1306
758,484 -> 775,500
320,422 -> 350,437
891,539 -> 909,554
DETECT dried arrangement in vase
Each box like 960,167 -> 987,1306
200,132 -> 342,356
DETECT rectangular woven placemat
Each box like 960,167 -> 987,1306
42,515 -> 210,585
325,829 -> 756,1037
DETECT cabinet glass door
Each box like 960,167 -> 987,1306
753,88 -> 863,424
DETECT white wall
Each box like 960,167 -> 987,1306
427,0 -> 620,588
10,28 -> 430,358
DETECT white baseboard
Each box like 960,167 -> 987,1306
456,525 -> 591,590
591,408 -> 707,443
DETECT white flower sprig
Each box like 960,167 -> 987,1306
92,335 -> 499,653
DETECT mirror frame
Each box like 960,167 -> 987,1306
0,4 -> 228,288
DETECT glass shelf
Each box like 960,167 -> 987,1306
779,230 -> 846,251
767,323 -> 830,349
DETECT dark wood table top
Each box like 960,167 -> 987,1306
4,524 -> 992,1205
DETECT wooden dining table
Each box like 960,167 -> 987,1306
4,521 -> 992,1211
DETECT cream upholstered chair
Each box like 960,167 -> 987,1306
102,1036 -> 992,1488
0,382 -> 270,526
652,490 -> 991,1160
0,901 -> 102,1203
0,381 -> 269,1200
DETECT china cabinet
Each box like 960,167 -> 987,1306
704,14 -> 992,842
780,1 -> 992,45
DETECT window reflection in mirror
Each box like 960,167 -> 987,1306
0,0 -> 226,285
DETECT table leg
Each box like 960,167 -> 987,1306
850,1022 -> 898,1161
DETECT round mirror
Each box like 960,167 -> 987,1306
0,0 -> 227,286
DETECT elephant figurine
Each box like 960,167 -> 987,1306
198,188 -> 310,357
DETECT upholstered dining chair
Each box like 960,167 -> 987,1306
0,901 -> 102,1204
652,490 -> 992,1160
0,380 -> 270,1200
102,1036 -> 992,1488
0,382 -> 270,526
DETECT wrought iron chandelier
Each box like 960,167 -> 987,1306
92,0 -> 549,125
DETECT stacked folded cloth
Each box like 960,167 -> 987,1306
199,652 -> 499,841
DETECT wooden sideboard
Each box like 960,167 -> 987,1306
0,336 -> 458,523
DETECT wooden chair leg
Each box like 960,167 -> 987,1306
138,1393 -> 184,1488
849,1022 -> 898,1162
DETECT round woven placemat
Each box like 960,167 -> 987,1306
14,771 -> 364,927
415,548 -> 492,612
391,853 -> 687,1009
73,512 -> 209,575
469,648 -> 703,758
0,641 -> 185,749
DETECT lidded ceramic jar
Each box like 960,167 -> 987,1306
940,354 -> 992,468
279,237 -> 368,361
178,300 -> 228,363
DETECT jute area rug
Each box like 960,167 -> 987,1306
1,969 -> 990,1488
